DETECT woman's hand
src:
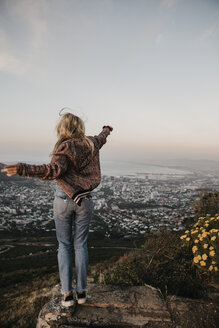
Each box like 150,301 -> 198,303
103,125 -> 113,132
1,164 -> 19,177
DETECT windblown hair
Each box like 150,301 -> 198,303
52,113 -> 94,155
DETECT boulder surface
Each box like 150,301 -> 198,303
36,283 -> 219,328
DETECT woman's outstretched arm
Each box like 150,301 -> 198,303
1,144 -> 69,179
93,126 -> 113,150
1,157 -> 69,180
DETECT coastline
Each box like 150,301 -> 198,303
101,160 -> 193,176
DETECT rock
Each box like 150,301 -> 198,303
166,294 -> 219,328
36,284 -> 219,328
36,283 -> 171,328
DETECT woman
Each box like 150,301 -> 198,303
1,112 -> 113,307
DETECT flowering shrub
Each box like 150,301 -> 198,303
98,232 -> 208,298
180,214 -> 219,273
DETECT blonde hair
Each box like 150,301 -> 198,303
52,112 -> 94,154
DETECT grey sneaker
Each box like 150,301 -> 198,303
61,291 -> 74,307
76,291 -> 87,304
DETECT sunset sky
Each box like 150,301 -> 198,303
0,0 -> 219,164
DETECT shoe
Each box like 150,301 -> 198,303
61,291 -> 74,307
76,291 -> 87,304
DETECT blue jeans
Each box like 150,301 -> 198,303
53,185 -> 93,294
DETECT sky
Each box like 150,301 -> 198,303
0,0 -> 219,164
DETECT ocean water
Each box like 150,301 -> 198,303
101,160 -> 192,176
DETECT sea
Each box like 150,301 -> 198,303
101,160 -> 192,176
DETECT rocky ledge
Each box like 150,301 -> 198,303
36,283 -> 219,328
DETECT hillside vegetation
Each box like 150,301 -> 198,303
0,190 -> 218,327
91,191 -> 219,297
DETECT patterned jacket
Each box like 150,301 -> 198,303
18,127 -> 111,204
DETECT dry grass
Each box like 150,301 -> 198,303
0,273 -> 58,328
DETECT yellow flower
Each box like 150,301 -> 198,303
194,239 -> 199,243
185,230 -> 189,233
212,261 -> 216,265
202,232 -> 207,238
209,246 -> 214,250
199,237 -> 203,241
180,235 -> 186,239
209,250 -> 216,257
186,237 -> 190,241
205,223 -> 209,227
209,265 -> 213,271
206,214 -> 211,217
215,267 -> 218,272
192,246 -> 198,253
202,254 -> 208,260
211,236 -> 216,241
210,217 -> 215,221
200,261 -> 206,266
193,257 -> 199,263
203,244 -> 208,249
197,255 -> 201,260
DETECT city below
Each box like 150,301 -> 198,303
1,167 -> 219,238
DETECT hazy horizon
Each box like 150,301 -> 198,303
1,0 -> 219,163
1,157 -> 219,170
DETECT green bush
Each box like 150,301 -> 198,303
97,232 -> 210,298
194,190 -> 219,218
183,190 -> 219,229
